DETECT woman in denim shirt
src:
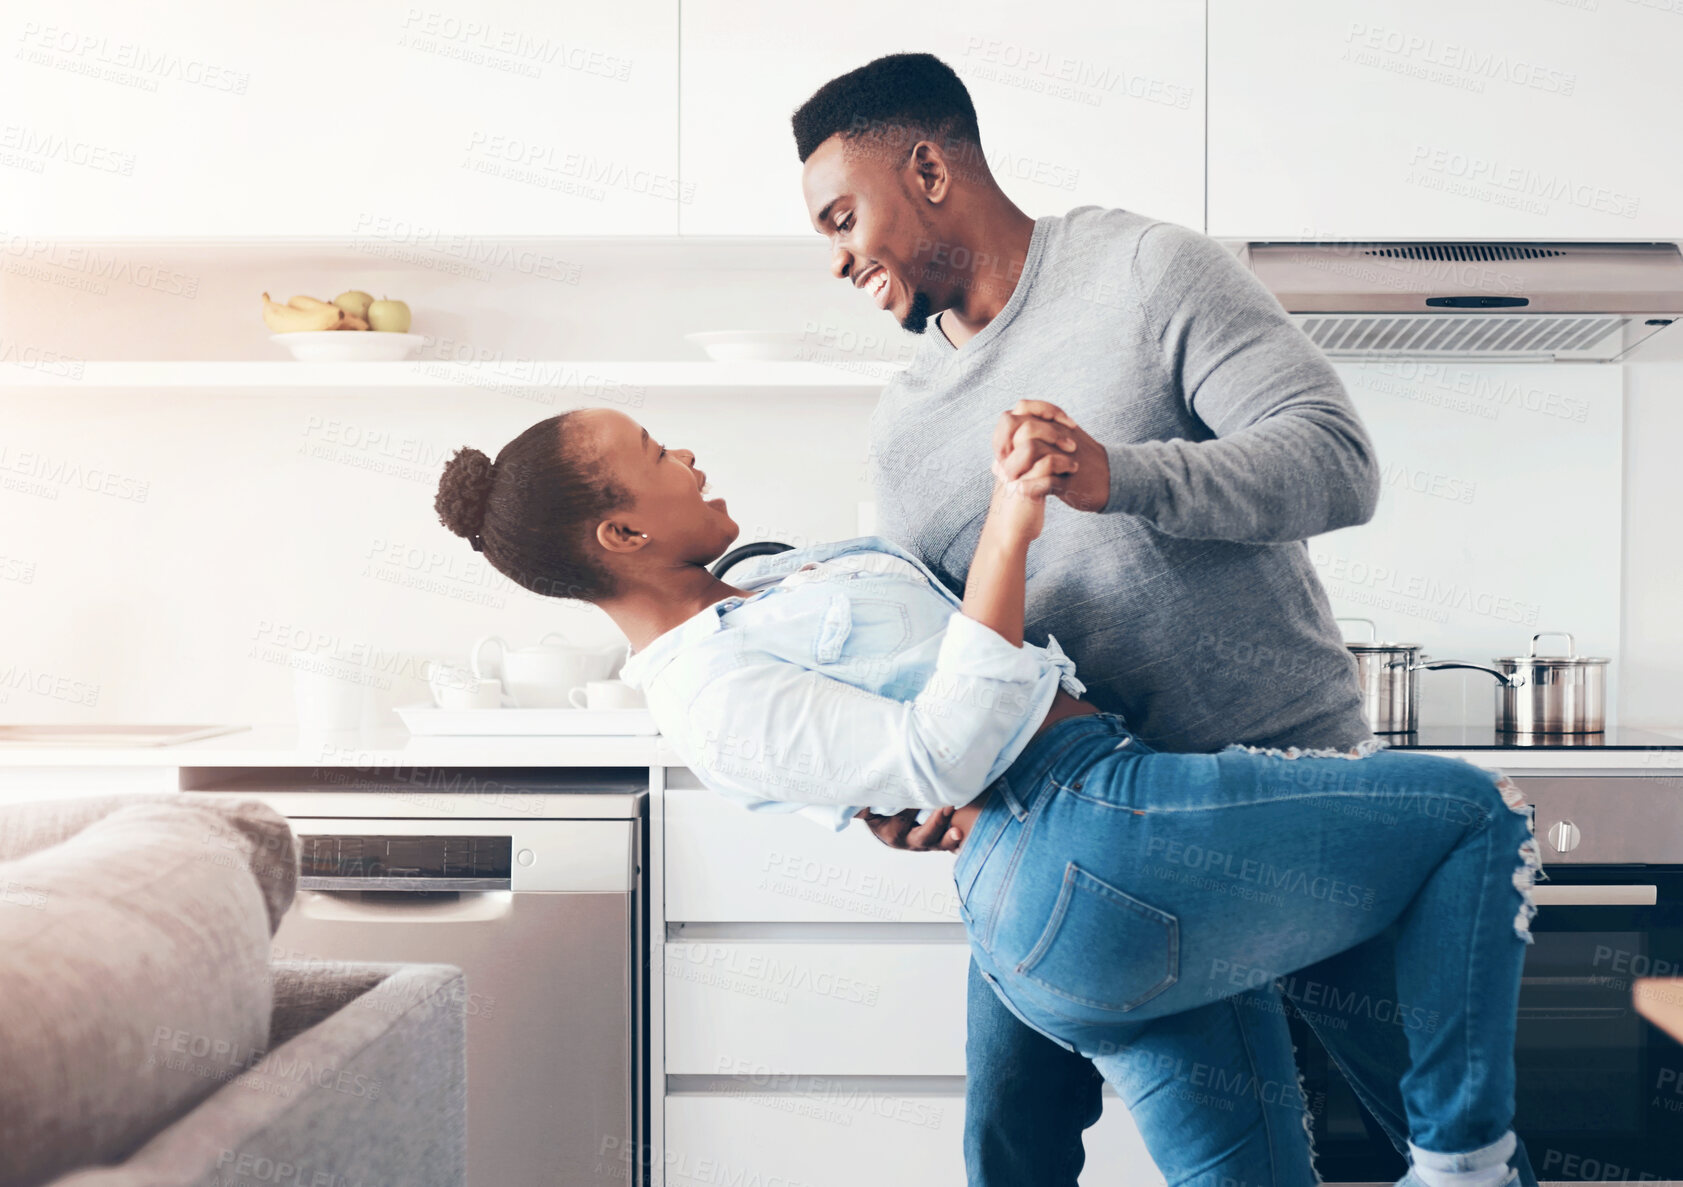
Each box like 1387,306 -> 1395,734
434,403 -> 1540,1187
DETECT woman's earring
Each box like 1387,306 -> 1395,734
639,533 -> 649,539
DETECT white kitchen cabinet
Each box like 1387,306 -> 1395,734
663,1092 -> 1163,1187
665,939 -> 971,1075
1208,0 -> 1683,240
1,0 -> 678,236
678,0 -> 1205,235
663,777 -> 961,923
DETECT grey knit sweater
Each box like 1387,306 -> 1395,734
870,207 -> 1378,753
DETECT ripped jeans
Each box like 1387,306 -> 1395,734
954,712 -> 1539,1186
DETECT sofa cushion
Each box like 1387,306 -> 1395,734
0,795 -> 297,1186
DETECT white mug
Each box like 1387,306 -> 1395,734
568,680 -> 646,710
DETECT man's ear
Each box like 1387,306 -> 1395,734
596,518 -> 649,556
908,140 -> 951,205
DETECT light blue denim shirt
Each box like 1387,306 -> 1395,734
619,536 -> 1085,832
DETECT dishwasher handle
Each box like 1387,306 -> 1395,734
296,889 -> 516,923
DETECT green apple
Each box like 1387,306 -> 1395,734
366,298 -> 412,333
333,290 -> 374,319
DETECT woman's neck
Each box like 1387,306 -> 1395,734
601,564 -> 751,652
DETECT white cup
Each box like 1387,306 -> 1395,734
426,661 -> 503,710
568,679 -> 646,710
291,658 -> 370,733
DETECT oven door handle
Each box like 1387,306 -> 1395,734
1531,884 -> 1658,906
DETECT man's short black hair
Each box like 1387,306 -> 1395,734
791,52 -> 981,164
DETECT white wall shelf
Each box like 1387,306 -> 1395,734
0,360 -> 896,395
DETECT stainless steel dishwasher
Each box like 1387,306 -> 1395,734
186,773 -> 647,1187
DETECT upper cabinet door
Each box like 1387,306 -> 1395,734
1,0 -> 679,236
1208,0 -> 1683,240
678,0 -> 1205,235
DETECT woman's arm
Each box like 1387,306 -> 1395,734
961,451 -> 1072,648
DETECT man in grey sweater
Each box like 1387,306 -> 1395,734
793,54 -> 1539,1187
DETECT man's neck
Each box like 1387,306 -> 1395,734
933,205 -> 1038,349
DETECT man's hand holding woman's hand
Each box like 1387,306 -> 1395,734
991,399 -> 1110,514
864,400 -> 1105,856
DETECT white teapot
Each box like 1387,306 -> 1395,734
471,632 -> 627,709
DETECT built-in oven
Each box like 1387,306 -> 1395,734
1296,773 -> 1683,1186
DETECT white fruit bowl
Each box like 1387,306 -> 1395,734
684,330 -> 813,362
270,331 -> 425,362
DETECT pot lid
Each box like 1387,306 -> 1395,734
1346,642 -> 1422,653
1494,631 -> 1607,665
1495,654 -> 1609,666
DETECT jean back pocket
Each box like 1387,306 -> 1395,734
1017,862 -> 1179,1014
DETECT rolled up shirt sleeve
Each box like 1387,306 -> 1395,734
663,611 -> 1079,823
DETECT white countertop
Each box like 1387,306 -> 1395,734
0,724 -> 679,768
0,723 -> 1678,775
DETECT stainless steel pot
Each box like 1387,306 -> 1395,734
1493,631 -> 1608,735
1337,618 -> 1512,735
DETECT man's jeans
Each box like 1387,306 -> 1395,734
956,712 -> 1542,1187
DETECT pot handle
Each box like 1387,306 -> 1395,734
1408,660 -> 1517,688
1335,617 -> 1378,644
1529,631 -> 1577,658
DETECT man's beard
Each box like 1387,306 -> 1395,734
900,289 -> 933,334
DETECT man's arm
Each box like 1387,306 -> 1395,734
1106,223 -> 1380,542
998,224 -> 1380,543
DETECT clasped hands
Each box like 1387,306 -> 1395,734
858,400 -> 1109,853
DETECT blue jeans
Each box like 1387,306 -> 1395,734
956,713 -> 1539,1187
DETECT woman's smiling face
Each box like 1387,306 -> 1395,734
573,408 -> 740,569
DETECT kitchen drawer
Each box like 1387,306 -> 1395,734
661,1089 -> 1162,1187
663,774 -> 962,923
664,938 -> 970,1075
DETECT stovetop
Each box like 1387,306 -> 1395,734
1385,724 -> 1683,750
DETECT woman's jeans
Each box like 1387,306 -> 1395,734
954,712 -> 1539,1186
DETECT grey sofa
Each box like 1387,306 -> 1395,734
0,795 -> 466,1187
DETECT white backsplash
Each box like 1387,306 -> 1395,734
1,238 -> 1679,728
1321,362 -> 1623,728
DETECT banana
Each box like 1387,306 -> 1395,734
262,292 -> 343,333
286,294 -> 337,312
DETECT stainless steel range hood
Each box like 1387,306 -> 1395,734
1245,241 -> 1683,362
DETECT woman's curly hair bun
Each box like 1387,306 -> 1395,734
435,446 -> 496,540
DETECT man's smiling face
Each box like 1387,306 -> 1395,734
801,133 -> 939,334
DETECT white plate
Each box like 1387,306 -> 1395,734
684,330 -> 813,362
271,331 -> 425,362
396,703 -> 657,736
